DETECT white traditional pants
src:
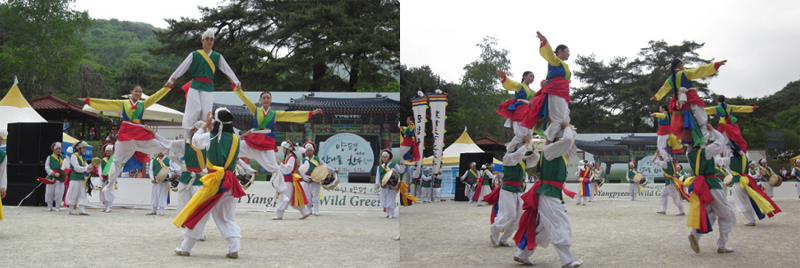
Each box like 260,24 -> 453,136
98,179 -> 115,211
465,184 -> 475,202
515,195 -> 576,267
304,182 -> 321,213
107,136 -> 173,188
691,189 -> 735,249
760,181 -> 774,197
433,188 -> 442,201
659,184 -> 684,214
238,141 -> 280,173
689,103 -> 709,141
490,190 -> 522,245
380,187 -> 397,217
542,95 -> 570,141
657,134 -> 670,160
180,190 -> 241,254
150,181 -> 170,213
45,181 -> 64,208
508,121 -> 534,146
589,182 -> 597,201
182,88 -> 214,135
733,183 -> 757,224
629,183 -> 638,200
65,180 -> 88,213
275,181 -> 309,218
176,182 -> 202,213
477,185 -> 491,203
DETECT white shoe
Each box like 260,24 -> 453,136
47,207 -> 54,211
104,209 -> 112,213
54,208 -> 60,212
388,215 -> 394,219
313,211 -> 320,216
562,260 -> 583,268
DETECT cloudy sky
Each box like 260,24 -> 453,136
72,0 -> 223,29
401,0 -> 800,99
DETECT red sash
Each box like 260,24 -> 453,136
513,180 -> 575,250
183,171 -> 246,229
520,77 -> 571,129
117,122 -> 155,141
497,99 -> 531,122
472,178 -> 485,201
717,123 -> 748,153
244,134 -> 277,151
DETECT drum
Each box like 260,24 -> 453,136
55,169 -> 67,180
91,157 -> 102,167
168,174 -> 181,191
636,175 -> 648,187
310,166 -> 329,183
155,168 -> 169,183
632,173 -> 643,183
381,170 -> 399,187
723,173 -> 733,187
769,174 -> 782,187
591,174 -> 604,187
322,173 -> 340,190
235,163 -> 255,190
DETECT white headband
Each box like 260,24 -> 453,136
104,145 -> 114,152
381,151 -> 390,158
52,142 -> 62,150
281,141 -> 294,150
74,141 -> 88,149
202,29 -> 215,40
304,143 -> 315,151
0,129 -> 7,139
194,120 -> 205,130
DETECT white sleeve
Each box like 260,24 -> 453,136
393,163 -> 405,174
0,158 -> 7,190
544,127 -> 575,161
524,148 -> 540,168
654,159 -> 667,169
70,155 -> 88,173
192,129 -> 212,150
149,159 -> 156,180
239,159 -> 256,173
168,53 -> 193,83
44,156 -> 53,175
375,166 -> 382,186
502,145 -> 527,166
169,160 -> 182,173
278,156 -> 295,175
792,168 -> 797,176
217,54 -> 241,86
460,170 -> 469,179
626,170 -> 632,182
704,129 -> 726,160
320,158 -> 336,172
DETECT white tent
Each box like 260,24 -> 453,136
421,130 -> 502,166
0,80 -> 81,143
82,93 -> 184,122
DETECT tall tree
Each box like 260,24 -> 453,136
0,0 -> 91,98
399,64 -> 458,157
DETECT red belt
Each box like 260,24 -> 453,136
504,180 -> 523,187
187,167 -> 203,173
194,77 -> 212,82
539,180 -> 577,198
284,174 -> 294,182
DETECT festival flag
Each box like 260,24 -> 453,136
428,92 -> 447,173
411,96 -> 427,179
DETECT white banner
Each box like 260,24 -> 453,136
411,98 -> 427,179
428,94 -> 447,173
318,133 -> 375,183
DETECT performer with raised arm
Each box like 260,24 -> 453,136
513,122 -> 582,267
399,116 -> 421,162
273,141 -> 311,220
654,154 -> 687,216
520,32 -> 572,141
375,149 -> 404,219
684,124 -> 736,254
723,145 -> 781,227
298,141 -> 337,216
64,141 -> 94,216
651,59 -> 727,146
496,69 -> 535,144
489,136 -> 539,249
650,104 -> 684,159
460,162 -> 479,203
173,108 -> 245,259
233,90 -> 321,185
79,85 -> 174,192
704,95 -> 757,153
43,142 -> 66,211
164,29 -> 242,140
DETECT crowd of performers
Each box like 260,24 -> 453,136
404,30 -> 789,267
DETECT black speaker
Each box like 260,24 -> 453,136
6,122 -> 63,165
5,163 -> 47,206
455,152 -> 494,201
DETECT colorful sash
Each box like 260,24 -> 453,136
738,174 -> 781,219
399,182 -> 418,207
514,180 -> 576,251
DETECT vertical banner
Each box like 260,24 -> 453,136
411,98 -> 428,179
428,93 -> 448,173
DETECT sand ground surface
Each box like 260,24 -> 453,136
2,197 -> 800,267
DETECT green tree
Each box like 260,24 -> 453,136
399,65 -> 458,157
0,0 -> 91,98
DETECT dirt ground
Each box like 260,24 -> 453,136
2,197 -> 800,267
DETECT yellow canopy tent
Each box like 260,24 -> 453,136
0,79 -> 82,143
421,130 -> 502,166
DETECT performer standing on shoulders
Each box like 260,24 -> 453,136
651,59 -> 727,146
490,137 -> 539,249
703,95 -> 757,153
650,104 -> 685,159
496,69 -> 535,145
399,116 -> 421,162
64,141 -> 94,216
375,150 -> 404,219
520,32 -> 572,140
274,141 -> 311,220
173,109 -> 245,259
460,162 -> 479,204
298,141 -> 337,216
513,123 -> 582,267
164,29 -> 242,140
79,85 -> 175,192
684,124 -> 736,254
654,154 -> 687,216
43,142 -> 66,212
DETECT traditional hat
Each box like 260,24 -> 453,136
579,160 -> 588,166
480,164 -> 486,169
103,143 -> 114,152
758,158 -> 767,166
73,140 -> 88,149
202,29 -> 215,39
795,158 -> 800,164
381,149 -> 392,159
0,129 -> 7,139
304,141 -> 316,152
51,142 -> 62,151
280,140 -> 294,151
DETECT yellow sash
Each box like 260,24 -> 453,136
197,49 -> 216,74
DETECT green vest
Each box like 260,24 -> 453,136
69,153 -> 87,181
189,50 -> 221,92
180,143 -> 207,185
152,157 -> 171,180
759,166 -> 772,182
433,174 -> 442,188
481,170 -> 493,187
627,170 -> 638,183
687,149 -> 722,189
792,166 -> 800,182
536,156 -> 567,198
662,161 -> 676,186
464,169 -> 479,184
501,163 -> 525,193
208,133 -> 240,171
422,173 -> 432,187
46,154 -> 66,181
729,155 -> 748,183
303,156 -> 321,175
0,149 -> 4,163
378,162 -> 396,189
